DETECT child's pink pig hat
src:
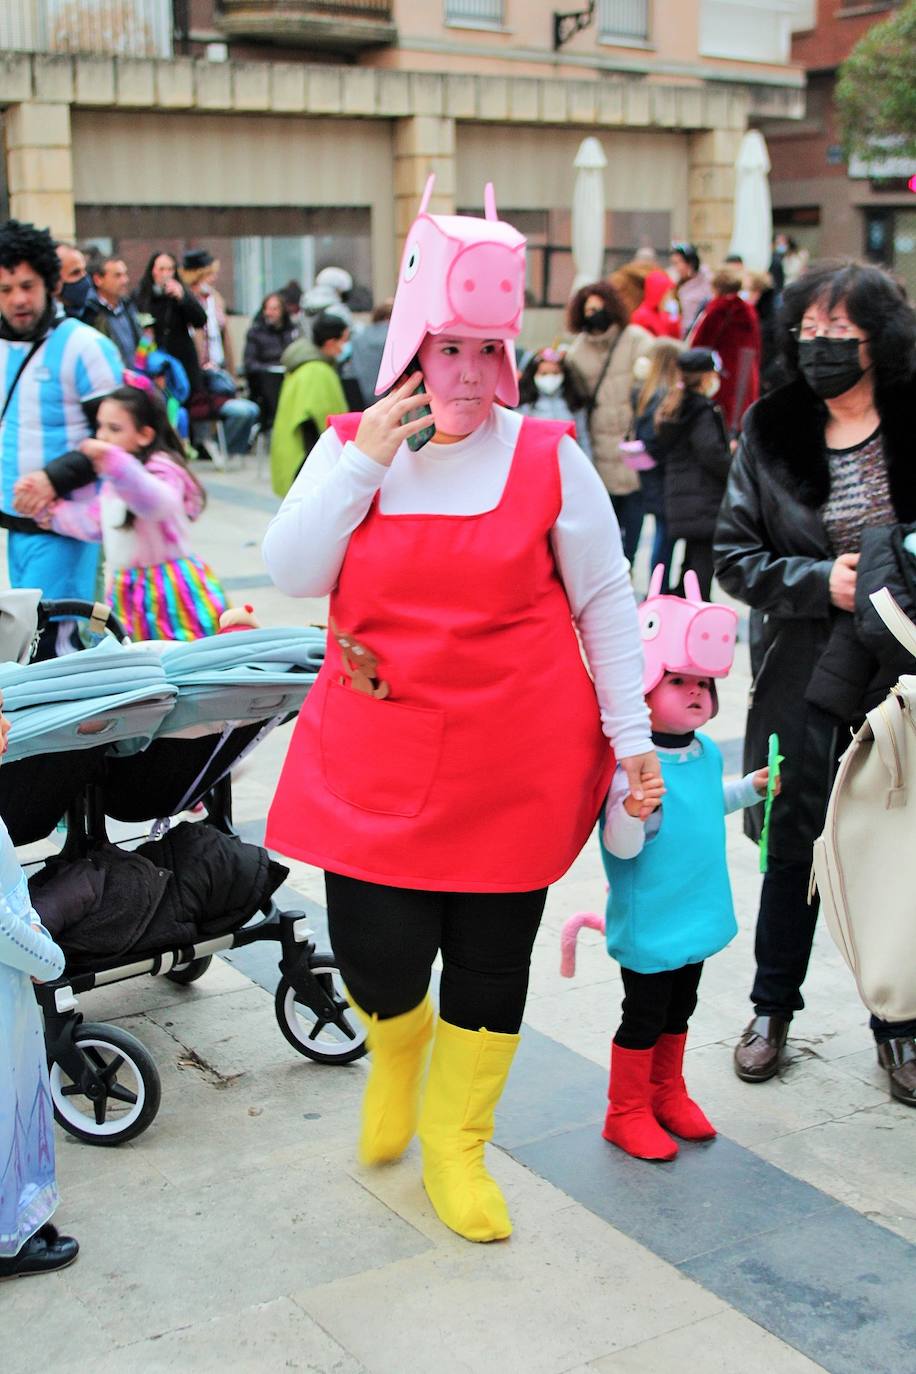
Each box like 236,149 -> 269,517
375,174 -> 526,407
640,564 -> 739,715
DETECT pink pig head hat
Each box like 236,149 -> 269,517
375,174 -> 527,407
639,564 -> 738,716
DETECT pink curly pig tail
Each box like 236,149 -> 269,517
559,911 -> 606,978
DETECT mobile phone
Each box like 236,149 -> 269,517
401,358 -> 436,452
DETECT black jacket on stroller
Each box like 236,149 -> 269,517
30,822 -> 287,968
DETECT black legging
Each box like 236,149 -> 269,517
325,872 -> 547,1034
615,962 -> 704,1050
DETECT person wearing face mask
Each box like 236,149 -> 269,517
135,251 -> 208,394
263,179 -> 657,1244
269,311 -> 348,495
715,261 -> 916,1104
651,349 -> 731,602
55,242 -> 92,318
516,347 -> 591,456
565,282 -> 653,564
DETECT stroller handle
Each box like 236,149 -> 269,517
40,599 -> 129,644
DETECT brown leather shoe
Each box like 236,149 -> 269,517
877,1038 -> 916,1107
733,1015 -> 790,1082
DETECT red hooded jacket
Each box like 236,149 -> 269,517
630,270 -> 682,340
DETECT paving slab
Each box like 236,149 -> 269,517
589,1309 -> 828,1373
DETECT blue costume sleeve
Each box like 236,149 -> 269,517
0,821 -> 65,981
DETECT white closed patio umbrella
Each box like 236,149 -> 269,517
728,130 -> 773,273
571,137 -> 608,293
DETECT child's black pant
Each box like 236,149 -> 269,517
325,872 -> 547,1034
615,962 -> 704,1050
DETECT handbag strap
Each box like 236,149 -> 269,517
0,334 -> 46,426
586,330 -> 621,413
869,587 -> 916,659
866,696 -> 908,809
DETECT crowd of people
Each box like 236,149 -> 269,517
1,197 -> 914,1279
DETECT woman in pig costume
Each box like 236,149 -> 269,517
263,178 -> 658,1243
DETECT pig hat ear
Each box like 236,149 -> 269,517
374,174 -> 527,404
638,564 -> 738,696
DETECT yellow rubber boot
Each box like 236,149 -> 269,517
351,996 -> 434,1165
419,1019 -> 519,1243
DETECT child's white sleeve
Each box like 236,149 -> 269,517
602,768 -> 649,859
724,773 -> 762,814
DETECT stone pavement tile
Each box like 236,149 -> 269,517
5,1277 -> 112,1374
143,983 -> 317,1078
671,1040 -> 889,1150
82,1296 -> 366,1374
757,1104 -> 916,1246
508,1121 -> 837,1268
681,1205 -> 916,1374
524,978 -> 618,1070
55,1148 -> 432,1345
588,1309 -> 828,1373
295,1198 -> 724,1374
496,1024 -> 606,1149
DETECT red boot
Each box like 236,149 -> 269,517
651,1032 -> 716,1140
602,1043 -> 678,1161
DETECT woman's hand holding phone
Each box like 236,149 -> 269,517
354,372 -> 433,468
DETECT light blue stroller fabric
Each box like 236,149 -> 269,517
0,639 -> 177,762
156,627 -> 324,736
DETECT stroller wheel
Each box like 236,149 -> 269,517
275,957 -> 367,1064
48,1022 -> 161,1146
166,955 -> 214,985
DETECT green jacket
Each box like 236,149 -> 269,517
270,343 -> 346,496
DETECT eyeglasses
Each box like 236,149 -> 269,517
790,321 -> 868,342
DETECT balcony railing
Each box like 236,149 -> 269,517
214,0 -> 396,49
598,0 -> 649,42
0,0 -> 178,57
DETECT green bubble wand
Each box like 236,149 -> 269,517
758,732 -> 783,874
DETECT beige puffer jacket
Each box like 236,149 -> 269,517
567,324 -> 653,495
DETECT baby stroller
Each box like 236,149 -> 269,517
0,598 -> 366,1147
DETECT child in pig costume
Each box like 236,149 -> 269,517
264,177 -> 657,1241
562,567 -> 776,1161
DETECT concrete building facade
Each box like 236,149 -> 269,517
1,1 -> 808,342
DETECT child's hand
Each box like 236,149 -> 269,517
623,774 -> 665,820
79,438 -> 111,467
752,766 -> 781,797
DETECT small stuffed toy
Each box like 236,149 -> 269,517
218,604 -> 261,634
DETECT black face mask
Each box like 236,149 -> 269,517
797,337 -> 865,400
60,274 -> 91,314
584,308 -> 611,334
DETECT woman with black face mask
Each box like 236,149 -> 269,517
714,261 -> 916,1106
565,282 -> 652,564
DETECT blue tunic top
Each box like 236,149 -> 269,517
600,735 -> 738,974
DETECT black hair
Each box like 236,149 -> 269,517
136,250 -> 179,312
517,351 -> 587,412
101,384 -> 204,526
312,311 -> 348,348
670,242 -> 700,274
255,292 -> 291,328
567,281 -> 629,333
780,259 -> 916,390
0,219 -> 60,294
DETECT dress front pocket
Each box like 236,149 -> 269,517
320,679 -> 445,817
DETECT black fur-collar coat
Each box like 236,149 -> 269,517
713,370 -> 916,859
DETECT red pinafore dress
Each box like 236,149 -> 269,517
266,413 -> 614,892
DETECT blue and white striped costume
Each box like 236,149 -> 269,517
0,318 -> 122,601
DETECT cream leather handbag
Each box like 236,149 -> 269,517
811,588 -> 916,1021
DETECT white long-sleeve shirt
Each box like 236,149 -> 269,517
603,744 -> 761,860
263,406 -> 652,760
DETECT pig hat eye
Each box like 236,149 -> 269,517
641,611 -> 661,640
404,241 -> 421,282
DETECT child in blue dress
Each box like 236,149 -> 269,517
0,697 -> 79,1279
562,567 -> 778,1161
